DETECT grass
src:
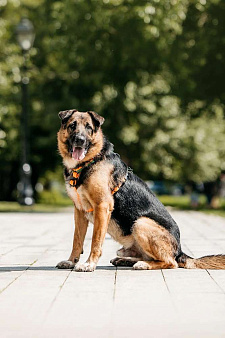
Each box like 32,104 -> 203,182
1,195 -> 225,217
159,195 -> 225,218
0,201 -> 73,213
159,195 -> 191,209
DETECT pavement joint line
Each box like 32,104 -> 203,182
181,216 -> 225,253
161,269 -> 181,315
0,258 -> 38,295
161,269 -> 170,293
195,213 -> 225,234
182,243 -> 195,257
113,268 -> 117,301
44,238 -> 91,316
0,247 -> 19,257
0,238 -> 44,257
206,269 -> 225,294
44,269 -> 73,319
0,228 -> 53,261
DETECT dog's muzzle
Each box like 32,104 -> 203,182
69,135 -> 87,161
74,135 -> 86,147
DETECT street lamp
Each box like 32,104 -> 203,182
16,18 -> 35,51
16,18 -> 35,206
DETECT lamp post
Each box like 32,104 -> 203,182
16,18 -> 35,205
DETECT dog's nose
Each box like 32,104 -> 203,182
75,135 -> 86,146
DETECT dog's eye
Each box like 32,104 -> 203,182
69,122 -> 77,130
85,124 -> 93,133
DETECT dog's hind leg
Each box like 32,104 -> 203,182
132,217 -> 178,270
110,256 -> 140,267
117,245 -> 142,258
110,244 -> 143,267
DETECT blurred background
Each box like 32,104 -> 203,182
1,0 -> 225,213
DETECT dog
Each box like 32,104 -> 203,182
56,109 -> 225,272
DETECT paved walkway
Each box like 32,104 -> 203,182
0,210 -> 225,337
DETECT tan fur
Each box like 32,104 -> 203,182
66,183 -> 93,213
86,162 -> 115,205
83,130 -> 103,163
57,117 -> 75,168
108,219 -> 134,249
117,245 -> 142,258
69,208 -> 89,262
182,255 -> 225,269
113,217 -> 178,270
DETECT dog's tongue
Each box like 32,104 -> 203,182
72,147 -> 86,161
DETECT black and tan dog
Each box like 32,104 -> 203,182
56,109 -> 225,272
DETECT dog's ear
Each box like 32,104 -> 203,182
87,111 -> 105,132
58,109 -> 77,125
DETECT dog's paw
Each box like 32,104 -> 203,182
56,260 -> 75,269
110,257 -> 136,267
110,257 -> 121,266
74,262 -> 96,272
133,261 -> 149,270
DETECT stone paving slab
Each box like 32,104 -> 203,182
0,211 -> 225,337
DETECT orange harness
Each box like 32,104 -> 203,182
69,159 -> 126,213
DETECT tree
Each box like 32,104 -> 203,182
0,0 -> 225,200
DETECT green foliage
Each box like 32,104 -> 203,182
1,0 -> 225,200
37,189 -> 71,206
159,195 -> 225,218
0,201 -> 71,212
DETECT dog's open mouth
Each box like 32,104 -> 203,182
72,146 -> 87,161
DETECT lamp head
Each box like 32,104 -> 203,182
16,18 -> 35,51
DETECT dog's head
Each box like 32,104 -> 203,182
57,109 -> 105,167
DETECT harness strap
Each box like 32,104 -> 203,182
69,160 -> 95,188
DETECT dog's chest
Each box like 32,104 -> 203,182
66,182 -> 91,211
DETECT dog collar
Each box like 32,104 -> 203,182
69,159 -> 95,188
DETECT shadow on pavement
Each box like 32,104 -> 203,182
0,265 -> 120,272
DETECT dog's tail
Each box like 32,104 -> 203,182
177,252 -> 225,269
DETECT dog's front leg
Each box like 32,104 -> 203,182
57,207 -> 88,269
75,202 -> 111,272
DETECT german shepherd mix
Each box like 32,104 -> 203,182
57,109 -> 225,272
